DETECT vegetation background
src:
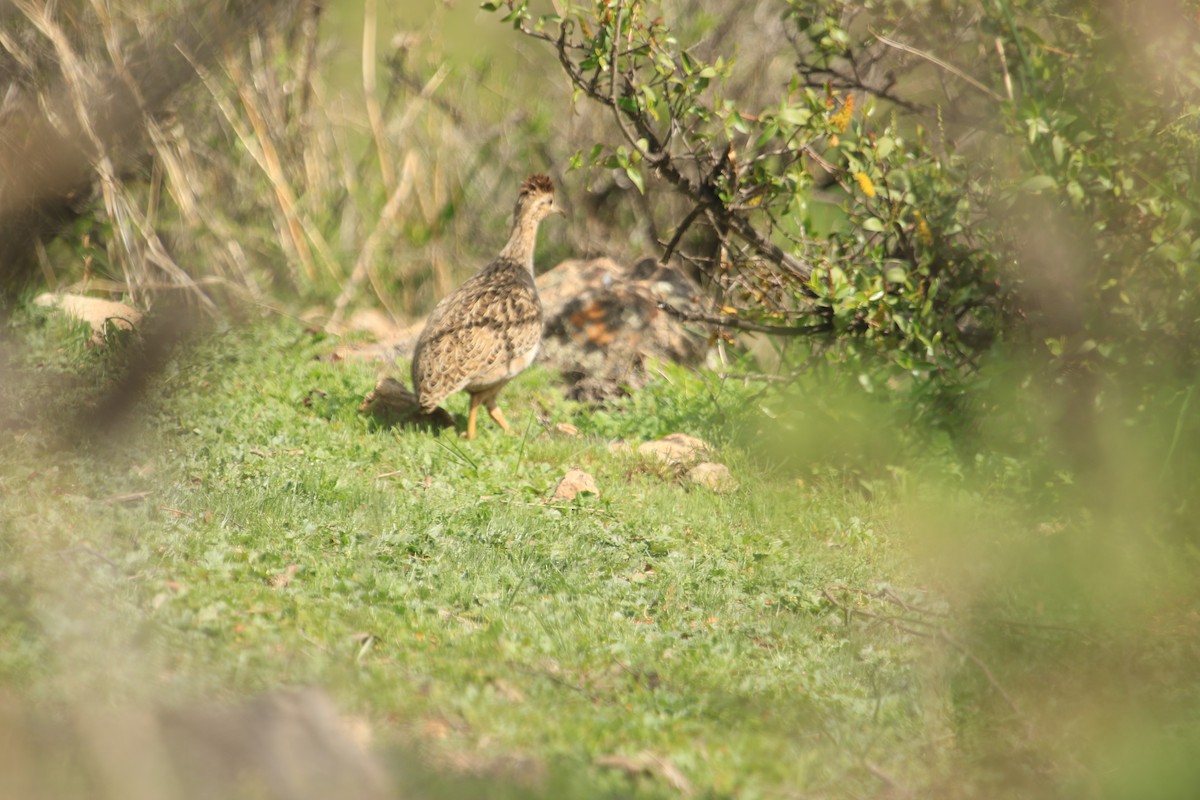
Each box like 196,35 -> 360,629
2,0 -> 1199,798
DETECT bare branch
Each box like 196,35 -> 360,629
656,200 -> 708,267
870,29 -> 1004,102
657,300 -> 832,337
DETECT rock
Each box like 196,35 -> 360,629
538,257 -> 709,401
638,433 -> 711,466
685,462 -> 737,493
552,468 -> 599,501
34,292 -> 143,345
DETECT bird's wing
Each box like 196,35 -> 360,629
412,261 -> 542,409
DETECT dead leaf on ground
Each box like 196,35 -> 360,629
269,564 -> 299,588
595,751 -> 694,796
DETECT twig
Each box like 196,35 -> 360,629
57,545 -> 120,570
829,583 -> 1089,638
100,490 -> 152,505
657,300 -> 832,337
193,57 -> 316,281
871,30 -> 1003,102
864,761 -> 912,798
994,37 -> 1014,101
717,370 -> 805,384
938,626 -> 1022,717
656,194 -> 709,266
293,0 -> 322,122
821,586 -> 1024,719
231,66 -> 341,281
329,152 -> 417,326
361,0 -> 394,188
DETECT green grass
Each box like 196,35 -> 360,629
8,308 -> 1200,799
1,312 -> 926,798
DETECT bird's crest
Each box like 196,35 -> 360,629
520,174 -> 555,197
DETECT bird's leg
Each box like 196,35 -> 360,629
466,393 -> 483,440
486,401 -> 511,433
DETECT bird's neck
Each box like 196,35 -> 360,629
498,213 -> 542,272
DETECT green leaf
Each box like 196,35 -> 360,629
778,106 -> 810,126
625,165 -> 645,194
862,217 -> 885,232
1020,175 -> 1057,193
1052,135 -> 1065,165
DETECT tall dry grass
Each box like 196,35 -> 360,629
0,1 -> 571,321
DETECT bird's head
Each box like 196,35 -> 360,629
515,173 -> 564,222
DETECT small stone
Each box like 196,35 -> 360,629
607,439 -> 633,454
685,462 -> 737,493
639,433 -> 711,465
552,468 -> 599,501
553,422 -> 580,437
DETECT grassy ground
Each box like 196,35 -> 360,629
1,309 -> 933,798
7,305 -> 1200,799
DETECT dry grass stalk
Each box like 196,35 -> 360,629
330,151 -> 419,328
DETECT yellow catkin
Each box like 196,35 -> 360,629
830,94 -> 854,132
914,211 -> 933,245
854,172 -> 876,198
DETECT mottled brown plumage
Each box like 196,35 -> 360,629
412,174 -> 563,439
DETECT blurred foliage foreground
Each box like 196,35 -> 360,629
2,0 -> 1200,798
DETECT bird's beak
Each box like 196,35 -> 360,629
552,201 -> 566,217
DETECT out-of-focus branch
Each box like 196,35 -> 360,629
870,30 -> 1004,102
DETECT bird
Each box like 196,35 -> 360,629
411,174 -> 563,439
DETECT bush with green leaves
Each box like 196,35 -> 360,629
486,0 -> 1009,389
485,0 -> 1200,442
